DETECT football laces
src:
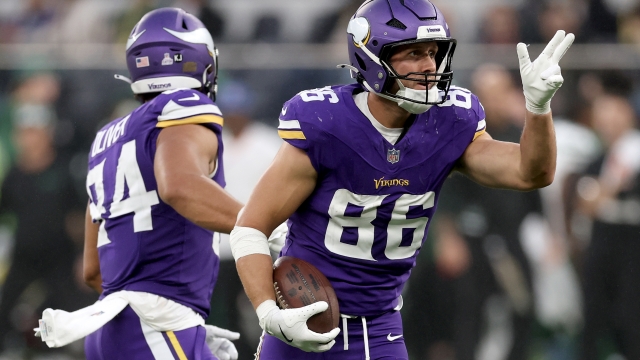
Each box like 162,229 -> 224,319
273,281 -> 290,309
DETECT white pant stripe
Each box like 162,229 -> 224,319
342,316 -> 349,350
361,316 -> 370,360
140,319 -> 175,359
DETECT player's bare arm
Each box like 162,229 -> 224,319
456,113 -> 556,190
457,30 -> 574,190
235,142 -> 318,310
233,142 -> 339,352
155,123 -> 242,234
83,202 -> 102,293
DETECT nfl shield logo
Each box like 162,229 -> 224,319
387,148 -> 400,164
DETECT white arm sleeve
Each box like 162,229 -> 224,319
229,226 -> 271,261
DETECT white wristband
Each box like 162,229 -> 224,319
229,226 -> 271,261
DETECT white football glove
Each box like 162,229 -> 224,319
256,300 -> 340,352
204,325 -> 240,360
518,30 -> 575,114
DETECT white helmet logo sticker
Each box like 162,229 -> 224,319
347,17 -> 370,45
164,27 -> 215,56
126,29 -> 146,51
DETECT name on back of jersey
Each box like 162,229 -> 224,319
91,115 -> 130,157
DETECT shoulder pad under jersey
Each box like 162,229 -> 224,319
152,88 -> 223,129
277,85 -> 348,151
437,86 -> 486,141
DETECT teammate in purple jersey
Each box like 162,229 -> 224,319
228,0 -> 575,359
82,8 -> 242,360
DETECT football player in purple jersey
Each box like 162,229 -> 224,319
228,0 -> 574,359
81,8 -> 243,360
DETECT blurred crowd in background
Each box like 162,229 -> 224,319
0,0 -> 638,359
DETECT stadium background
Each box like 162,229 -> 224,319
0,0 -> 638,359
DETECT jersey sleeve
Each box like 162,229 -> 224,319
473,99 -> 487,141
446,87 -> 487,143
154,89 -> 223,134
277,90 -> 335,173
277,94 -> 308,150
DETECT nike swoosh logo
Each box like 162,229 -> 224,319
279,325 -> 293,343
387,333 -> 403,341
178,94 -> 200,102
126,29 -> 146,50
281,107 -> 287,116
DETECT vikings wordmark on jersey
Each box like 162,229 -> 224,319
86,88 -> 225,318
277,84 -> 485,317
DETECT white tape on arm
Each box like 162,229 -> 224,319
229,226 -> 271,261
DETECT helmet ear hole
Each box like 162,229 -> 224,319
355,53 -> 367,72
182,19 -> 188,30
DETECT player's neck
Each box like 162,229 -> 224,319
367,91 -> 411,129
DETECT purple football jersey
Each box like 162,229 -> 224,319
86,88 -> 225,318
277,84 -> 486,316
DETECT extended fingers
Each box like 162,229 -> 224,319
307,327 -> 341,345
306,301 -> 329,316
206,325 -> 241,340
551,32 -> 575,64
541,30 -> 566,58
218,329 -> 240,340
287,301 -> 329,322
516,43 -> 531,68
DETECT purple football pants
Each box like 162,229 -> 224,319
256,310 -> 408,360
85,306 -> 216,360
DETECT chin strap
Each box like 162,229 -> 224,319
337,64 -> 359,79
338,64 -> 441,114
114,74 -> 132,84
362,79 -> 440,114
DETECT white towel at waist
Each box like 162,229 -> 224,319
36,290 -> 204,348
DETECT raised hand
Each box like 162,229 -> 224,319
517,30 -> 575,114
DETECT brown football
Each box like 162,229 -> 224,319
272,256 -> 340,333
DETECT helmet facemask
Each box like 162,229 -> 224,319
202,47 -> 220,102
380,39 -> 456,106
